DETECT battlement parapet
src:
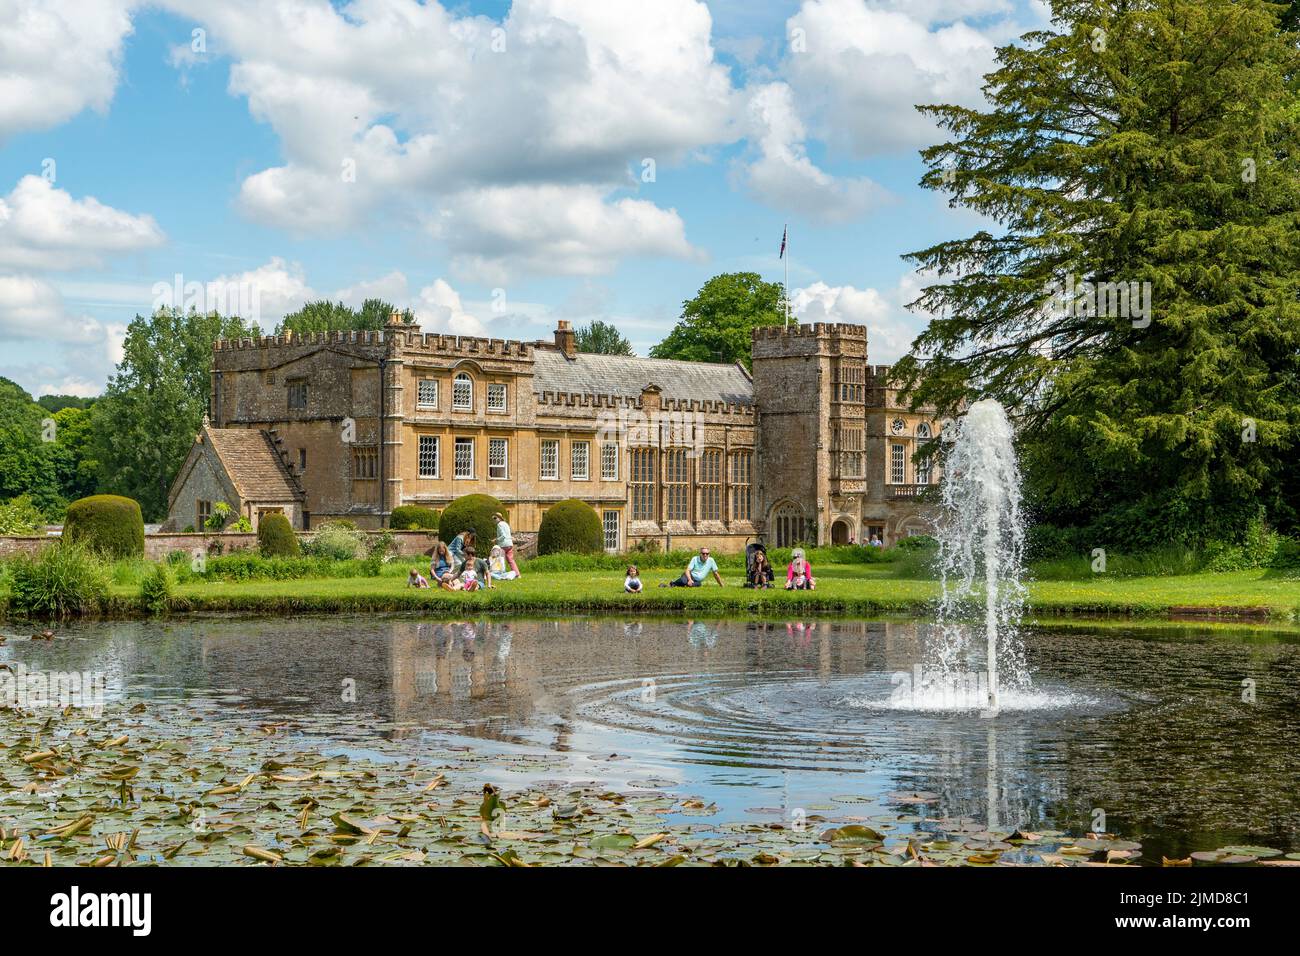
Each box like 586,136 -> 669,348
752,322 -> 867,341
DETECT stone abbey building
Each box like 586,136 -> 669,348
166,315 -> 940,552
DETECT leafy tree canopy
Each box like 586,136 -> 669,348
650,272 -> 787,369
894,0 -> 1300,543
277,298 -> 415,335
575,320 -> 634,356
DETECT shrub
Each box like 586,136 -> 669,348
205,501 -> 233,531
139,562 -> 173,614
258,513 -> 300,557
439,494 -> 505,548
63,494 -> 144,558
390,505 -> 440,530
302,521 -> 366,560
0,494 -> 45,535
175,552 -> 382,582
6,542 -> 110,616
230,516 -> 253,532
537,499 -> 603,555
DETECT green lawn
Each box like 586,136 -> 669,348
71,562 -> 1300,619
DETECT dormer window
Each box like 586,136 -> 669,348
453,372 -> 473,411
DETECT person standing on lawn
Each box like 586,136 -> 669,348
493,512 -> 520,578
663,547 -> 724,587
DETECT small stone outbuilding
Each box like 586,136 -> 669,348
164,420 -> 304,531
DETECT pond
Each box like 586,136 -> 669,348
3,614 -> 1299,865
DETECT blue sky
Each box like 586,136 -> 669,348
0,0 -> 1048,397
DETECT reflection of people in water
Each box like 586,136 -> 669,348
622,621 -> 643,639
786,621 -> 816,648
687,619 -> 719,649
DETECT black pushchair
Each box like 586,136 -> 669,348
744,538 -> 774,589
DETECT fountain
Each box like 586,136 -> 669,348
924,398 -> 1029,713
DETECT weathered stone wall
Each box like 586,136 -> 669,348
0,530 -> 443,560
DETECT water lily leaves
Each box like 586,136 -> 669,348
1190,850 -> 1256,864
820,825 -> 884,845
589,833 -> 636,850
1215,845 -> 1281,858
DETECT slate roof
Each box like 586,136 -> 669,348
205,428 -> 302,501
532,349 -> 753,405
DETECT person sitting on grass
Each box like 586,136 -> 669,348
407,567 -> 431,588
624,565 -> 643,593
746,549 -> 774,589
489,544 -> 518,580
785,548 -> 815,590
430,541 -> 455,587
449,530 -> 475,567
458,547 -> 492,591
662,547 -> 723,587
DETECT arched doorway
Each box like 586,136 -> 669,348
831,519 -> 851,545
770,501 -> 807,548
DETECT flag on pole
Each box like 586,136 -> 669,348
779,225 -> 787,259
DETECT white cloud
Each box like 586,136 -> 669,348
0,274 -> 66,339
740,82 -> 888,223
434,184 -> 700,282
200,257 -> 316,328
415,279 -> 487,336
0,0 -> 136,143
0,176 -> 165,271
155,0 -> 730,274
784,0 -> 1004,156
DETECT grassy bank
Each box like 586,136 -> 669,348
3,560 -> 1299,621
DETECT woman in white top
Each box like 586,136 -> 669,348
493,512 -> 521,578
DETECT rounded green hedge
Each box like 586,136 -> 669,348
257,512 -> 300,557
438,494 -> 505,549
537,499 -> 603,555
63,494 -> 144,557
390,504 -> 441,530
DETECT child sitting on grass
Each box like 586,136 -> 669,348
624,565 -> 642,593
407,567 -> 430,588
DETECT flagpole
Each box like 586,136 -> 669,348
784,223 -> 790,326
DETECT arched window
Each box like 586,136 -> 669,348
916,422 -> 933,484
771,501 -> 807,548
452,372 -> 473,411
916,423 -> 931,439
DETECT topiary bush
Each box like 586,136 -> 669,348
390,505 -> 440,530
6,542 -> 110,617
537,499 -> 603,555
438,494 -> 505,548
63,494 -> 144,558
257,513 -> 300,557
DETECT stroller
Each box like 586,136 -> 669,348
744,538 -> 774,589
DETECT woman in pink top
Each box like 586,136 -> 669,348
785,548 -> 815,590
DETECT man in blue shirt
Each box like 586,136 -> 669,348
663,547 -> 724,587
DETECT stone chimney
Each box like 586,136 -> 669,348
554,319 -> 576,359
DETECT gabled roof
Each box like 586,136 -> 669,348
203,428 -> 302,501
532,349 -> 752,405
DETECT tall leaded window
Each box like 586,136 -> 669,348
417,379 -> 438,409
915,423 -> 933,485
602,510 -> 620,553
418,435 -> 439,478
487,383 -> 507,413
890,443 -> 906,484
698,449 -> 722,521
773,501 -> 806,547
540,439 -> 559,479
452,373 -> 473,411
663,448 -> 689,521
287,378 -> 308,410
601,442 -> 619,480
730,451 -> 752,521
630,448 -> 656,520
488,437 -> 508,479
571,440 -> 590,480
454,437 -> 474,479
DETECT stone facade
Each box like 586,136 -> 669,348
172,317 -> 938,552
